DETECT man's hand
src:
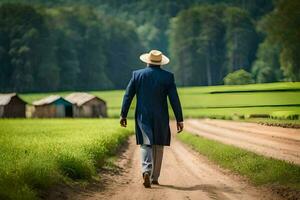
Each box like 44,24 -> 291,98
177,121 -> 184,133
120,117 -> 127,127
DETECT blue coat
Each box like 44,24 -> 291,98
121,66 -> 183,146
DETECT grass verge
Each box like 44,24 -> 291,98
0,119 -> 133,200
177,132 -> 300,189
20,82 -> 300,119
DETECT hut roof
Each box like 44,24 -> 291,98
0,93 -> 18,106
33,95 -> 71,106
65,92 -> 105,106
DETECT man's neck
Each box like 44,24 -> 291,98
147,64 -> 161,68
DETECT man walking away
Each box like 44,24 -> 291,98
120,50 -> 184,188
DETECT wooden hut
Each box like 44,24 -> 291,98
32,95 -> 73,118
65,92 -> 107,118
0,93 -> 26,118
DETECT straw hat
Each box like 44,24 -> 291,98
140,50 -> 170,66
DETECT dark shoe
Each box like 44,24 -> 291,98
143,172 -> 151,188
151,180 -> 159,185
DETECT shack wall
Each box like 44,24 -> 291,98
73,98 -> 107,118
33,105 -> 57,118
0,106 -> 3,117
3,96 -> 26,118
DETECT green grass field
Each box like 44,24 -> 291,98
177,132 -> 300,189
20,82 -> 300,120
0,119 -> 133,200
2,82 -> 300,199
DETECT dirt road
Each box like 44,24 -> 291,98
63,130 -> 283,200
185,119 -> 300,165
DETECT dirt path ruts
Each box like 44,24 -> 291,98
66,127 -> 282,200
185,119 -> 300,165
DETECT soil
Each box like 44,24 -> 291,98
44,122 -> 291,200
185,119 -> 300,165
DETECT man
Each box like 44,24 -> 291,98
120,50 -> 183,188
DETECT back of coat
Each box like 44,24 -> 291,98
121,66 -> 183,146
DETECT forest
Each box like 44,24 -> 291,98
0,0 -> 299,92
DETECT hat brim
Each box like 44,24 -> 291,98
139,53 -> 170,65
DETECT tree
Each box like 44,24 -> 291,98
55,30 -> 80,90
0,1 -> 277,91
104,16 -> 145,89
137,23 -> 160,51
251,40 -> 282,83
169,5 -> 258,86
169,7 -> 202,86
0,3 -> 58,92
223,69 -> 254,85
258,0 -> 300,81
223,7 -> 259,74
195,6 -> 225,86
0,20 -> 11,92
78,21 -> 110,90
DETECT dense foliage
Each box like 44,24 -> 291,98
169,0 -> 299,86
256,0 -> 300,82
0,0 -> 299,92
0,3 -> 144,92
223,69 -> 254,85
169,5 -> 258,86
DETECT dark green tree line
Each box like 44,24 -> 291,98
3,0 -> 299,89
255,0 -> 300,82
0,3 -> 144,92
169,5 -> 258,86
223,7 -> 258,73
0,3 -> 58,92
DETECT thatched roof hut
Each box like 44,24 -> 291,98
0,93 -> 26,118
65,92 -> 107,118
32,95 -> 73,118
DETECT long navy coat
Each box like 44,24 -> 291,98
120,66 -> 183,146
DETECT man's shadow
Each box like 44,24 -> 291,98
158,184 -> 238,196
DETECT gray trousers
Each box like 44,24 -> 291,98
140,145 -> 164,181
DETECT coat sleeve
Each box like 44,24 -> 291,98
120,72 -> 136,118
167,74 -> 183,122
